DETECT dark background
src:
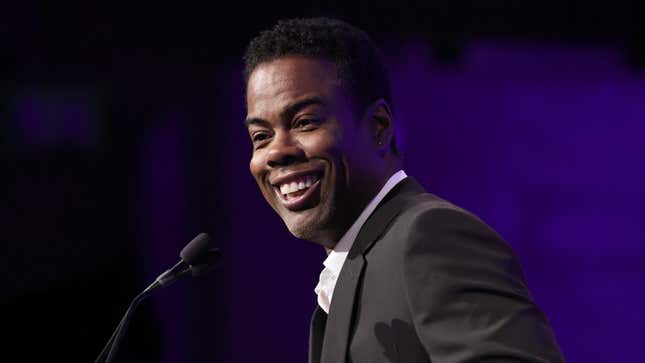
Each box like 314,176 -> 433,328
2,1 -> 644,362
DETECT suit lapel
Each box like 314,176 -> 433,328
309,306 -> 327,363
319,177 -> 425,363
320,252 -> 365,363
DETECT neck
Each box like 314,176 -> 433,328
314,165 -> 402,251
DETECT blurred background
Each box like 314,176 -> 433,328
2,1 -> 644,362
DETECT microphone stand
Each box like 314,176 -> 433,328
93,233 -> 220,363
94,265 -> 191,363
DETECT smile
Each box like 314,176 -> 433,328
272,172 -> 322,211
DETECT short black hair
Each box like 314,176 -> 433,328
243,17 -> 393,117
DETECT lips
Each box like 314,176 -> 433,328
270,171 -> 322,211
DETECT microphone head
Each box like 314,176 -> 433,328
190,248 -> 223,276
180,233 -> 212,265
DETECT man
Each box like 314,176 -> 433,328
243,18 -> 564,363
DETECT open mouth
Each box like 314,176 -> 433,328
272,172 -> 322,211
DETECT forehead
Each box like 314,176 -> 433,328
246,56 -> 341,116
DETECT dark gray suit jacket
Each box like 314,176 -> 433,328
309,177 -> 564,363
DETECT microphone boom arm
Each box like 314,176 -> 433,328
93,233 -> 220,363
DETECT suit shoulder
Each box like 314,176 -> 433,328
394,193 -> 529,291
398,193 -> 493,235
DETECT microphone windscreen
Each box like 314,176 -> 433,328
191,249 -> 222,276
180,233 -> 212,265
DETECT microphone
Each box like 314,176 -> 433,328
156,233 -> 221,287
94,233 -> 222,363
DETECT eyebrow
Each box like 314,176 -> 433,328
244,96 -> 325,128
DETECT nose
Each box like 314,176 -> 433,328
266,131 -> 305,168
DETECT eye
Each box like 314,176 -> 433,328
252,132 -> 268,142
294,118 -> 318,130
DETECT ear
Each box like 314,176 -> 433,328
363,99 -> 394,154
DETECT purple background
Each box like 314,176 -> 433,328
2,4 -> 645,363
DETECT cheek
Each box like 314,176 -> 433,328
300,126 -> 344,158
249,154 -> 264,181
249,155 -> 276,203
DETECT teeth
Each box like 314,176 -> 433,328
277,174 -> 319,195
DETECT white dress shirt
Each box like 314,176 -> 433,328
314,170 -> 408,314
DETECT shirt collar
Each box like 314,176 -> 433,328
322,170 -> 408,276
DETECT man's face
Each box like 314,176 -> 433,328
246,56 -> 383,247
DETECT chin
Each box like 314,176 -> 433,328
283,203 -> 335,244
286,222 -> 318,241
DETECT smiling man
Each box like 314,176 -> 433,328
243,18 -> 564,363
